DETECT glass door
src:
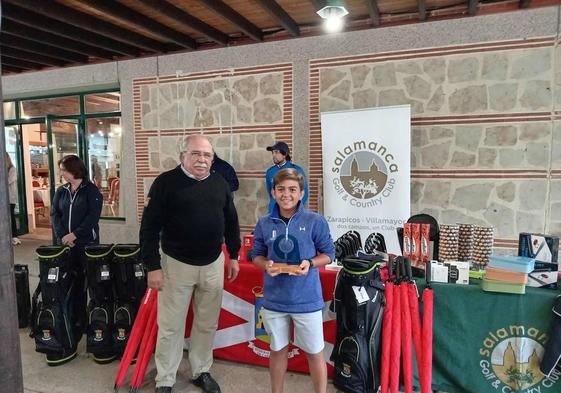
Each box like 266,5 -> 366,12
4,124 -> 28,234
46,117 -> 82,200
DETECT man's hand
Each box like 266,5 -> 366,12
148,269 -> 165,291
227,259 -> 240,282
62,232 -> 77,247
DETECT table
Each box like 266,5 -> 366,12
33,188 -> 50,207
185,260 -> 338,376
424,280 -> 561,393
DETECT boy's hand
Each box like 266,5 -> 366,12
290,260 -> 310,276
265,260 -> 282,277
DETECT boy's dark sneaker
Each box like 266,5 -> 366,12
192,372 -> 221,393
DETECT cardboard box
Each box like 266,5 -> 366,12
518,233 -> 559,289
518,233 -> 559,263
428,260 -> 469,285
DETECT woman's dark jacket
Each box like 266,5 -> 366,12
51,180 -> 103,245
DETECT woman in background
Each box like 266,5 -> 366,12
5,152 -> 20,245
51,154 -> 103,342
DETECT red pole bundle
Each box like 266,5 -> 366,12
114,288 -> 155,392
129,297 -> 158,393
129,298 -> 158,392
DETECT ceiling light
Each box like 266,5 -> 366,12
316,0 -> 348,19
316,0 -> 348,33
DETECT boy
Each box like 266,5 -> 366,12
253,168 -> 335,393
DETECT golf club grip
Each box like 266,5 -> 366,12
388,255 -> 394,277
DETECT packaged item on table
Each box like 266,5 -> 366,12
438,224 -> 459,261
518,232 -> 559,263
457,223 -> 475,262
518,233 -> 559,289
484,267 -> 528,284
481,277 -> 526,294
488,255 -> 535,274
420,224 -> 431,265
411,223 -> 421,264
403,223 -> 412,259
473,226 -> 494,266
428,260 -> 469,284
527,270 -> 558,289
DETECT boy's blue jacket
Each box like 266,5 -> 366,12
253,202 -> 335,313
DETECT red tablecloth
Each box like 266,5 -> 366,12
186,257 -> 337,376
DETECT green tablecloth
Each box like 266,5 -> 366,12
423,281 -> 561,393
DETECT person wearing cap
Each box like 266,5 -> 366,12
265,141 -> 308,213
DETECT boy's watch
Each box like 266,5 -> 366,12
304,259 -> 314,268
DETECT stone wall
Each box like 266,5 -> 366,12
133,64 -> 293,232
310,38 -> 560,246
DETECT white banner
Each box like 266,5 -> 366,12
321,106 -> 411,255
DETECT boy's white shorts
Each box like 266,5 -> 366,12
262,308 -> 325,354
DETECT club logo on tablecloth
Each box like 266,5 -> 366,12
330,140 -> 398,208
479,325 -> 559,392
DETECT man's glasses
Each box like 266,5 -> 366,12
187,150 -> 214,160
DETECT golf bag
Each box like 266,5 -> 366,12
112,244 -> 146,356
330,256 -> 385,393
30,246 -> 79,366
85,244 -> 116,363
15,264 -> 31,328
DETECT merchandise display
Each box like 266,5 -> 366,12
438,224 -> 459,262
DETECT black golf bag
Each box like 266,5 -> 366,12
30,246 -> 79,366
85,244 -> 116,363
112,244 -> 146,357
330,256 -> 385,393
15,264 -> 31,328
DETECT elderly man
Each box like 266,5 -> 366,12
265,141 -> 308,213
140,135 -> 241,393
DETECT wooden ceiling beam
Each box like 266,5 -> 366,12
203,0 -> 263,42
468,0 -> 479,15
0,34 -> 88,64
3,0 -> 165,53
254,0 -> 300,37
1,47 -> 68,68
365,0 -> 381,27
418,0 -> 427,21
75,0 -> 197,50
2,56 -> 45,71
2,64 -> 26,74
2,20 -> 116,60
2,4 -> 140,57
140,0 -> 230,46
